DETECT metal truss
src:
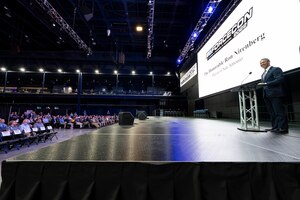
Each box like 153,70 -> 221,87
238,88 -> 261,131
195,0 -> 240,54
177,0 -> 222,64
35,0 -> 92,55
147,0 -> 155,59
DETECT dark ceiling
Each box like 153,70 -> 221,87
0,0 -> 235,74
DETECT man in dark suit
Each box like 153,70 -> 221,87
258,58 -> 288,133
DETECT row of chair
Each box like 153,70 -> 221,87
0,126 -> 58,153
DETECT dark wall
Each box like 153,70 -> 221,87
185,69 -> 300,121
0,93 -> 186,120
185,83 -> 199,116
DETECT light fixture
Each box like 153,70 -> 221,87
39,68 -> 44,72
95,69 -> 99,74
114,70 -> 118,74
208,6 -> 214,13
4,6 -> 12,18
58,68 -> 62,73
149,71 -> 153,75
132,70 -> 136,75
20,67 -> 25,72
1,67 -> 6,72
136,25 -> 143,32
167,72 -> 170,75
76,69 -> 80,73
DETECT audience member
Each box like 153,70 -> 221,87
8,120 -> 20,131
0,118 -> 8,131
33,118 -> 45,129
19,119 -> 32,137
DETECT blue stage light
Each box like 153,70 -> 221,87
177,0 -> 222,67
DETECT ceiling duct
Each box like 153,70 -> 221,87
80,5 -> 93,21
80,0 -> 94,22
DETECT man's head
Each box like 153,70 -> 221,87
22,119 -> 29,124
260,58 -> 270,70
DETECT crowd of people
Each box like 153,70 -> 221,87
0,110 -> 119,135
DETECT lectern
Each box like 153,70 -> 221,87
233,85 -> 265,132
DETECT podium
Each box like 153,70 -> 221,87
233,85 -> 265,132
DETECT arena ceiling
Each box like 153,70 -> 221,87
0,0 -> 236,74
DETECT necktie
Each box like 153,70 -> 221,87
262,70 -> 267,81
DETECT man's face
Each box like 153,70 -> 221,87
260,59 -> 270,69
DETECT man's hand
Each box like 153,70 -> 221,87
257,82 -> 267,86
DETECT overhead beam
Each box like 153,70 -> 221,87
34,0 -> 92,55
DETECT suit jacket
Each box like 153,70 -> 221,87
262,66 -> 286,98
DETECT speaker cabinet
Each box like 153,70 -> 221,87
138,112 -> 147,120
118,112 -> 134,125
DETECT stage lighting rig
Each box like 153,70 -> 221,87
176,0 -> 222,66
147,0 -> 155,59
35,0 -> 92,55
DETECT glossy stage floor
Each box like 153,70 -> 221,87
1,117 -> 300,200
7,116 -> 300,162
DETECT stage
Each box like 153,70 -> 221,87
1,117 -> 300,199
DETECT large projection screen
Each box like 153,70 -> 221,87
197,0 -> 300,98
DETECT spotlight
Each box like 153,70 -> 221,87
95,69 -> 99,74
136,25 -> 143,32
20,67 -> 25,72
1,67 -> 6,72
149,71 -> 153,75
193,32 -> 198,38
58,68 -> 62,73
76,69 -> 80,73
39,68 -> 44,72
208,6 -> 214,13
132,70 -> 136,75
177,59 -> 182,64
107,29 -> 111,37
114,70 -> 118,74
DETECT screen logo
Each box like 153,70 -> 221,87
206,7 -> 253,60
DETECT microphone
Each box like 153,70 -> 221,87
241,72 -> 252,85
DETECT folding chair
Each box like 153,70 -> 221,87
0,130 -> 12,153
27,127 -> 40,145
45,125 -> 58,141
37,126 -> 47,143
12,129 -> 30,148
